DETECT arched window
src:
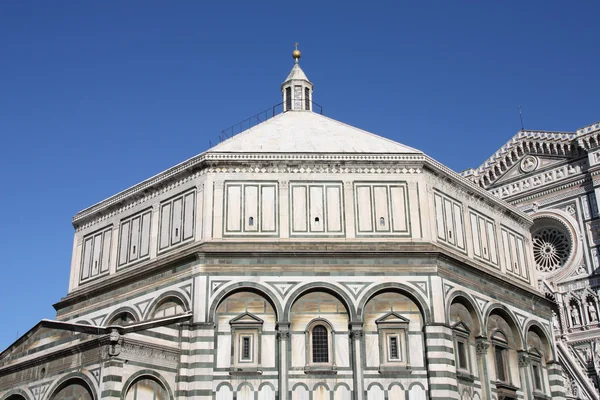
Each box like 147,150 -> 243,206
125,377 -> 168,400
108,311 -> 136,326
153,297 -> 185,319
312,325 -> 329,363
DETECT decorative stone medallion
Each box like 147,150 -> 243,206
520,155 -> 538,173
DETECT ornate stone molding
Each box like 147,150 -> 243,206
475,338 -> 490,355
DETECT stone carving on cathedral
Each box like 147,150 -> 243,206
572,305 -> 582,326
589,303 -> 598,323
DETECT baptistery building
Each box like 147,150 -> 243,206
0,49 -> 587,400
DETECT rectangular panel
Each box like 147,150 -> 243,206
390,186 -> 407,232
310,185 -> 324,232
119,221 -> 130,265
478,217 -> 488,261
101,229 -> 111,272
140,212 -> 151,257
159,203 -> 171,250
444,198 -> 455,245
502,229 -> 513,272
244,185 -> 259,231
434,194 -> 445,240
129,216 -> 140,262
292,186 -> 307,232
171,197 -> 183,244
470,213 -> 481,257
454,203 -> 464,249
81,237 -> 93,280
261,185 -> 276,232
226,185 -> 242,232
91,232 -> 102,276
509,233 -> 519,275
487,221 -> 498,265
326,186 -> 342,232
516,237 -> 528,279
183,192 -> 195,240
373,186 -> 390,232
356,186 -> 373,232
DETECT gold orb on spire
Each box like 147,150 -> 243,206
292,42 -> 301,62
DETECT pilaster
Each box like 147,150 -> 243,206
546,360 -> 566,400
277,322 -> 290,400
424,324 -> 459,399
475,337 -> 491,400
349,322 -> 364,400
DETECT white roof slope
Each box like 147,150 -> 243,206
284,63 -> 310,82
210,111 -> 421,154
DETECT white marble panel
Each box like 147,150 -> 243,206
390,186 -> 406,232
217,385 -> 233,400
310,186 -> 324,232
91,232 -> 102,276
140,212 -> 151,257
258,386 -> 275,400
244,185 -> 258,231
226,185 -> 241,232
487,220 -> 498,264
478,217 -> 488,261
101,229 -> 111,273
326,186 -> 342,232
367,385 -> 384,400
434,193 -> 445,240
129,216 -> 140,261
81,237 -> 92,279
335,333 -> 350,367
119,221 -> 130,265
374,186 -> 389,231
159,203 -> 171,249
470,213 -> 481,257
171,197 -> 182,244
454,203 -> 464,248
292,385 -> 308,400
357,186 -> 373,232
183,192 -> 194,239
388,385 -> 404,400
261,185 -> 276,232
409,386 -> 426,400
291,333 -> 305,367
444,198 -> 455,245
334,386 -> 351,400
262,334 -> 276,368
292,186 -> 307,232
364,334 -> 379,367
216,335 -> 231,368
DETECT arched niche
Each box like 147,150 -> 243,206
145,290 -> 190,320
283,283 -> 356,322
209,284 -> 282,324
289,288 -> 352,372
49,378 -> 95,400
446,292 -> 483,337
214,290 -> 277,371
106,307 -> 139,326
123,373 -> 172,400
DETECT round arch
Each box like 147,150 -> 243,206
46,372 -> 97,400
445,290 -> 484,335
257,382 -> 276,391
523,320 -> 554,359
236,382 -> 254,392
282,282 -> 357,322
105,306 -> 139,326
312,382 -> 331,391
0,389 -> 30,400
366,382 -> 385,391
215,382 -> 234,392
291,383 -> 310,391
484,304 -> 524,349
208,283 -> 283,324
121,370 -> 173,400
387,382 -> 406,391
145,290 -> 190,320
356,283 -> 431,324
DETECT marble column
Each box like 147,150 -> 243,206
475,336 -> 491,400
277,322 -> 290,400
349,322 -> 364,400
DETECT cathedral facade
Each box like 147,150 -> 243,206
0,50 -> 597,400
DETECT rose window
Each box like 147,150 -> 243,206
532,227 -> 570,273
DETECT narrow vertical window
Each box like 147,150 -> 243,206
532,364 -> 542,390
312,325 -> 329,363
380,217 -> 385,226
248,216 -> 254,226
305,87 -> 310,110
389,336 -> 399,360
241,336 -> 251,361
285,87 -> 292,111
457,341 -> 468,370
495,346 -> 506,382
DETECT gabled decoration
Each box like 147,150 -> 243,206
451,320 -> 471,336
229,312 -> 264,328
375,311 -> 410,328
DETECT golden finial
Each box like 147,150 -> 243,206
292,42 -> 301,63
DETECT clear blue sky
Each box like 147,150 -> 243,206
0,1 -> 598,351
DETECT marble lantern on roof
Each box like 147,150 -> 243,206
282,45 -> 313,112
0,48 -> 578,400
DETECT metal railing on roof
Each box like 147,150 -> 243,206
212,100 -> 323,147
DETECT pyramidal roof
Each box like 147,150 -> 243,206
284,62 -> 310,82
209,111 -> 420,154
